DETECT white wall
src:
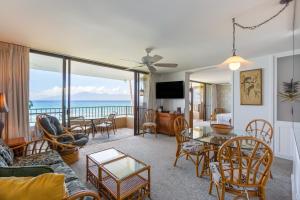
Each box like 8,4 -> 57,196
232,55 -> 274,132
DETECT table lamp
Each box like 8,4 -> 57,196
0,93 -> 9,140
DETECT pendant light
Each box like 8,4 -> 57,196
222,0 -> 292,71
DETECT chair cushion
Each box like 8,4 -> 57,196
73,135 -> 89,146
40,117 -> 58,136
48,116 -> 64,135
14,151 -> 63,166
58,134 -> 88,147
143,122 -> 156,127
182,141 -> 204,154
209,162 -> 258,191
0,139 -> 14,166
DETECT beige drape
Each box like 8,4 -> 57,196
0,42 -> 29,140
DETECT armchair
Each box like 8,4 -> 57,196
36,114 -> 89,164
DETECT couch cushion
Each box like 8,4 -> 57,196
50,162 -> 78,183
14,151 -> 63,166
65,179 -> 88,196
0,173 -> 66,200
0,156 -> 8,167
0,140 -> 14,166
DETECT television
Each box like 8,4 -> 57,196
156,81 -> 184,99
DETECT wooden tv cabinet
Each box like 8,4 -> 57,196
156,112 -> 183,136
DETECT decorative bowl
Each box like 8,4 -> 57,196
210,124 -> 233,135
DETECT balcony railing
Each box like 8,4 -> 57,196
29,106 -> 134,125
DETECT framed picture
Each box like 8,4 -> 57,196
240,69 -> 262,105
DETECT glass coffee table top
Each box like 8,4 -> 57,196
89,148 -> 125,165
103,156 -> 147,180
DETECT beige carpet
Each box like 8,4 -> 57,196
71,133 -> 292,200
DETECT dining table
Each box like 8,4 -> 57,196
181,126 -> 258,177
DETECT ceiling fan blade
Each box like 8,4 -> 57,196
147,65 -> 157,73
150,55 -> 163,63
154,63 -> 178,68
120,58 -> 143,64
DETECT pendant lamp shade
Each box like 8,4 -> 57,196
222,55 -> 251,71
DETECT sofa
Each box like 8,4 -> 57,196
0,138 -> 99,200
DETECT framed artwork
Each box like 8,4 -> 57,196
240,69 -> 262,105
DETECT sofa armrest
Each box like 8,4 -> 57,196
0,166 -> 54,177
66,190 -> 100,200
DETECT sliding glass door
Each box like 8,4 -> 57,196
30,51 -> 147,137
29,53 -> 66,128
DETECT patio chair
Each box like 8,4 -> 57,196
70,116 -> 93,135
94,113 -> 116,138
209,136 -> 273,200
173,116 -> 208,177
142,109 -> 157,138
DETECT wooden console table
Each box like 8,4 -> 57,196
156,112 -> 183,136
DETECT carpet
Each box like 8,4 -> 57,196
71,133 -> 292,200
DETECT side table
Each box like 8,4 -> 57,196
6,137 -> 26,156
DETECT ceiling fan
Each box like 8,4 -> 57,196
122,48 -> 178,73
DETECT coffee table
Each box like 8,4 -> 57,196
87,149 -> 151,200
86,148 -> 126,189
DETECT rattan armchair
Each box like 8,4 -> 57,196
209,136 -> 273,200
173,116 -> 208,177
142,109 -> 157,138
36,114 -> 89,164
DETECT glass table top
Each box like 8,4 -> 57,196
89,148 -> 125,165
103,156 -> 147,180
181,126 -> 254,147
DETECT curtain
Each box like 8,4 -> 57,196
0,42 -> 30,140
211,84 -> 218,115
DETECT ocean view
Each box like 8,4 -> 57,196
30,100 -> 132,109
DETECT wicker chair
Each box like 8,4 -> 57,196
36,114 -> 89,164
94,113 -> 116,138
209,136 -> 273,200
70,116 -> 93,136
142,109 -> 157,138
173,116 -> 207,177
245,119 -> 273,145
245,119 -> 274,179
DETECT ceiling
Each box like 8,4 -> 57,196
0,0 -> 299,73
30,53 -> 134,80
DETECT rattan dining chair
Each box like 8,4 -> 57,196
245,119 -> 274,179
209,136 -> 273,200
173,116 -> 208,177
245,119 -> 273,145
142,109 -> 157,138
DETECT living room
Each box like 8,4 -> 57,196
0,0 -> 299,200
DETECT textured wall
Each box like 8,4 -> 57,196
216,84 -> 232,113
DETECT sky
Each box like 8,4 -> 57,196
30,69 -> 132,101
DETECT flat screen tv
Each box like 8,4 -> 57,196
156,81 -> 184,99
